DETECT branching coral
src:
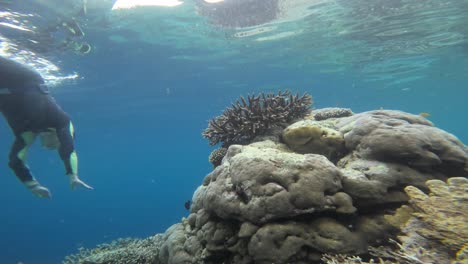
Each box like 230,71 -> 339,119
202,91 -> 312,146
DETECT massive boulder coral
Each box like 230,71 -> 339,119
335,110 -> 467,176
281,109 -> 467,206
192,140 -> 356,224
63,107 -> 467,264
338,156 -> 446,206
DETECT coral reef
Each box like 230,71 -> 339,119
64,107 -> 467,264
202,91 -> 312,146
63,236 -> 162,264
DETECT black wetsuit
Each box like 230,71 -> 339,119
0,56 -> 75,182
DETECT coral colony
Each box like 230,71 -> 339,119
203,91 -> 313,147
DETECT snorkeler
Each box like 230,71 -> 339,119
0,56 -> 93,198
53,18 -> 92,54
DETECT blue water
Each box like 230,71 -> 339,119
1,1 -> 467,263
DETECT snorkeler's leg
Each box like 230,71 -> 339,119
9,132 -> 51,198
56,121 -> 93,190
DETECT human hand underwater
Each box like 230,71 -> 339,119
68,174 -> 94,190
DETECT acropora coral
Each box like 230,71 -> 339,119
202,91 -> 312,146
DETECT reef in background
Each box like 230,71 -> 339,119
63,106 -> 468,264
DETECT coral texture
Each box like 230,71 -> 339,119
202,91 -> 312,146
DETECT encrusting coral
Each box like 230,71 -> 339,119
202,91 -> 312,147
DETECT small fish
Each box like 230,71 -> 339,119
419,112 -> 430,117
184,200 -> 191,210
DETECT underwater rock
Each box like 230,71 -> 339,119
192,140 -> 356,224
282,119 -> 347,161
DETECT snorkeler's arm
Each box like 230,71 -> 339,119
56,120 -> 93,190
8,132 -> 36,183
56,121 -> 78,176
9,132 -> 52,198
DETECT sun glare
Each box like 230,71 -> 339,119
112,0 -> 183,10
